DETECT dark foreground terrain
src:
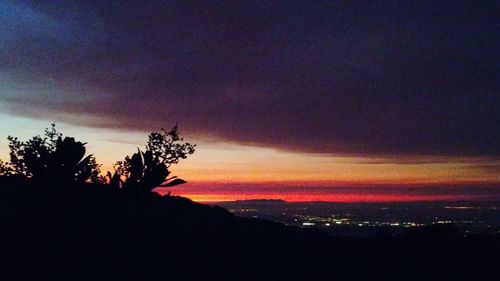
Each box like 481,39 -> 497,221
0,179 -> 499,281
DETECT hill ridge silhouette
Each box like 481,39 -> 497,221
1,179 -> 499,281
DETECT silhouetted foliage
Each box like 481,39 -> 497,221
0,124 -> 195,193
108,126 -> 195,191
3,123 -> 100,184
0,159 -> 13,176
146,126 -> 196,167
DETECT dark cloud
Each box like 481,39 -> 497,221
1,0 -> 498,156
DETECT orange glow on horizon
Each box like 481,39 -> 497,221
163,192 -> 492,203
165,142 -> 500,187
1,121 -> 498,204
158,182 -> 500,203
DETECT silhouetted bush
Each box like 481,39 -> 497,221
0,124 -> 196,194
108,126 -> 195,192
3,124 -> 100,185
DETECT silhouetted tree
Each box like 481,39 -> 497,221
110,126 -> 195,191
146,126 -> 196,167
4,123 -> 100,184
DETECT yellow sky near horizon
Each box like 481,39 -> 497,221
0,113 -> 499,186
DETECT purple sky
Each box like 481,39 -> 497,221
1,0 -> 498,158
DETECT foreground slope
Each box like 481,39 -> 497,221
0,179 -> 498,281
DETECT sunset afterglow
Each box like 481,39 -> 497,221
0,1 -> 498,203
1,114 -> 499,202
1,2 -> 498,280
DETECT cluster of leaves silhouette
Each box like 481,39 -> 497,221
0,124 -> 195,192
2,124 -> 100,184
108,126 -> 196,191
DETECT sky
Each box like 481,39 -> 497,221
0,1 -> 499,202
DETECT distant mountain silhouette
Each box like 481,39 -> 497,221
0,178 -> 498,281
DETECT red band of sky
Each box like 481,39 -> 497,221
159,183 -> 500,203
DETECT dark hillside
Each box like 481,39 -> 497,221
0,179 -> 498,281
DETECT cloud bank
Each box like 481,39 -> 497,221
1,1 -> 498,156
